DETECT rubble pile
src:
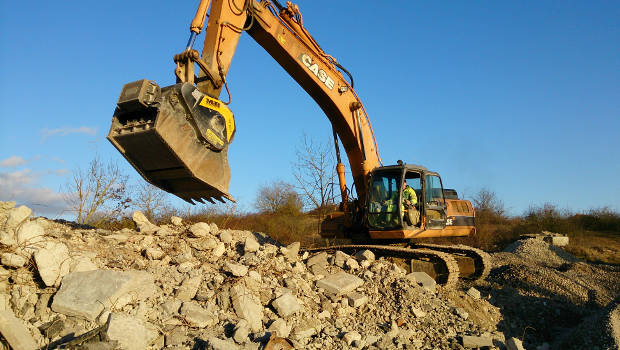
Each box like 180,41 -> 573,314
0,200 -> 618,350
481,238 -> 620,349
0,202 -> 505,349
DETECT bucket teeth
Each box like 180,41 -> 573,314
205,197 -> 216,204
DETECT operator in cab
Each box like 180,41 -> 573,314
402,180 -> 419,226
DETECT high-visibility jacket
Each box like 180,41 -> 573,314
402,186 -> 417,207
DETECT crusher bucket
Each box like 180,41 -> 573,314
107,79 -> 236,204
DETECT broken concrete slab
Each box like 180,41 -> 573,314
1,253 -> 27,268
406,271 -> 436,292
34,241 -> 71,286
176,276 -> 202,302
346,292 -> 368,308
51,270 -> 156,320
106,313 -> 158,350
462,335 -> 493,348
180,301 -> 217,328
4,205 -> 31,232
0,309 -> 37,350
272,293 -> 300,317
316,271 -> 364,295
230,283 -> 263,332
132,211 -> 158,234
16,221 -> 45,246
306,252 -> 328,267
244,236 -> 260,253
189,222 -> 210,237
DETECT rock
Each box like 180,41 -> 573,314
155,225 -> 173,236
176,276 -> 202,302
233,320 -> 249,343
211,242 -> 225,258
165,327 -> 188,346
355,250 -> 375,262
316,271 -> 364,295
224,262 -> 248,277
209,223 -> 219,235
1,253 -> 27,268
4,206 -> 31,231
462,335 -> 493,348
132,211 -> 158,234
106,313 -> 158,350
507,337 -> 526,350
230,283 -> 263,332
453,307 -> 469,320
244,236 -> 260,253
466,287 -> 481,300
161,299 -> 182,315
189,222 -> 210,237
306,252 -> 328,267
346,292 -> 368,307
180,301 -> 217,328
272,293 -> 300,317
144,247 -> 165,260
69,256 -> 97,273
411,307 -> 427,318
334,251 -> 349,267
268,318 -> 291,337
406,272 -> 436,292
208,337 -> 239,350
344,331 -> 362,346
310,264 -> 328,277
0,230 -> 16,247
219,230 -> 232,244
34,241 -> 70,286
281,242 -> 300,260
170,216 -> 183,226
345,258 -> 360,270
16,221 -> 44,246
0,309 -> 38,350
52,270 -> 156,321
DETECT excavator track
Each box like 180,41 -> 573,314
303,245 -> 460,288
408,243 -> 492,281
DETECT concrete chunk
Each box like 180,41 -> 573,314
132,211 -> 158,234
272,293 -> 300,317
244,236 -> 260,253
180,301 -> 217,328
462,335 -> 493,348
507,337 -> 526,350
224,262 -> 248,277
34,241 -> 71,286
106,313 -> 158,350
466,287 -> 481,299
316,271 -> 364,295
5,206 -> 31,231
189,222 -> 210,237
1,253 -> 27,268
406,271 -> 436,292
306,252 -> 328,267
346,292 -> 368,307
52,270 -> 156,320
230,283 -> 263,332
0,309 -> 37,350
176,276 -> 202,302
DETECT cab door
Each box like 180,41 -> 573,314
423,174 -> 447,229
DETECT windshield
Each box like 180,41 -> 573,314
367,172 -> 401,229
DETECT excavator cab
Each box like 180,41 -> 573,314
107,79 -> 236,204
366,164 -> 448,231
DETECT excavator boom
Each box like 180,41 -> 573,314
108,0 -> 380,204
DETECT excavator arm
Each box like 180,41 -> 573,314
108,0 -> 381,205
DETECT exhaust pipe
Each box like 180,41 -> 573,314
107,79 -> 236,204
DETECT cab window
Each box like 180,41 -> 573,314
367,172 -> 400,229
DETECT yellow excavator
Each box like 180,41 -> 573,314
107,0 -> 490,286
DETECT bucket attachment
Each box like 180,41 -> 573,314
107,79 -> 236,204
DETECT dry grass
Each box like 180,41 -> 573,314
563,231 -> 620,265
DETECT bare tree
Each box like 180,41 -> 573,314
471,188 -> 505,217
133,181 -> 170,222
255,181 -> 303,215
292,134 -> 336,215
63,157 -> 131,225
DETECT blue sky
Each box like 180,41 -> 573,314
1,1 -> 618,218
